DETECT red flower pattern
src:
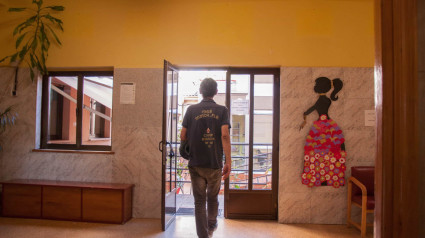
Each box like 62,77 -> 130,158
301,115 -> 347,188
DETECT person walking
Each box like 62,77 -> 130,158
180,78 -> 231,238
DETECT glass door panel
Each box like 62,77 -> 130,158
161,60 -> 178,230
229,75 -> 250,190
225,68 -> 279,220
252,75 -> 274,190
165,69 -> 174,194
171,72 -> 179,193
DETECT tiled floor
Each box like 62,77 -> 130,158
0,216 -> 372,238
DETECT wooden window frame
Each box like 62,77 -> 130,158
41,71 -> 113,151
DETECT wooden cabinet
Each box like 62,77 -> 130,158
43,186 -> 81,220
2,184 -> 42,218
82,188 -> 123,223
1,180 -> 133,224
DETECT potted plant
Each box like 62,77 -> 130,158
0,106 -> 18,151
0,0 -> 64,84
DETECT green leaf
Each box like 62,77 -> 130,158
46,6 -> 64,11
40,40 -> 46,53
40,24 -> 46,40
27,62 -> 35,81
43,14 -> 63,31
38,24 -> 50,51
30,68 -> 35,80
40,48 -> 46,65
31,38 -> 37,52
15,16 -> 37,35
15,32 -> 27,49
45,36 -> 50,49
38,30 -> 44,45
36,0 -> 43,8
30,54 -> 36,68
1,107 -> 12,118
19,45 -> 28,59
33,54 -> 44,74
13,16 -> 36,36
8,8 -> 26,12
42,67 -> 47,75
46,24 -> 61,45
13,22 -> 27,36
10,53 -> 18,63
0,56 -> 9,64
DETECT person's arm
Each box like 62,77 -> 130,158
299,101 -> 317,130
221,124 -> 231,179
304,104 -> 316,117
180,127 -> 187,141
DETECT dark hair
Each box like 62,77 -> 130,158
314,77 -> 343,101
330,78 -> 343,101
200,78 -> 217,98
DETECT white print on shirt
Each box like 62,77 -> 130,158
202,128 -> 214,148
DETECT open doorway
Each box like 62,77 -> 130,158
161,62 -> 280,230
175,70 -> 227,217
174,68 -> 279,218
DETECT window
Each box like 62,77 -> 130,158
41,71 -> 113,151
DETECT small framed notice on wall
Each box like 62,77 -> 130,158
120,82 -> 136,104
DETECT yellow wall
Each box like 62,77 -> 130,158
0,0 -> 374,68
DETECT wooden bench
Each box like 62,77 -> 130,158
0,179 -> 134,224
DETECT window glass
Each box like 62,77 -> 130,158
82,76 -> 113,146
48,76 -> 78,144
43,72 -> 113,150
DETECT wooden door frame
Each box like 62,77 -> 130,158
374,0 -> 419,237
172,66 -> 280,219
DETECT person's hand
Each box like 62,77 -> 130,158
299,120 -> 307,131
299,114 -> 307,131
222,163 -> 231,180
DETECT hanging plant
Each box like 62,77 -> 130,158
0,106 -> 18,151
0,0 -> 64,81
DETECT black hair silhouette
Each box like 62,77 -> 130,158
330,78 -> 343,101
313,77 -> 343,101
303,77 -> 344,119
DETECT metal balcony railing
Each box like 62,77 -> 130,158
164,142 -> 273,194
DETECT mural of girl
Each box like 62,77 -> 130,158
299,77 -> 346,188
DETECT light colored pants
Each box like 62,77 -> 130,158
189,166 -> 222,238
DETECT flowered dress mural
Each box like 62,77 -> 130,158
299,77 -> 346,188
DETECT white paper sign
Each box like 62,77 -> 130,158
120,83 -> 136,104
365,110 -> 375,126
232,99 -> 249,115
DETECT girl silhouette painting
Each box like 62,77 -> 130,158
299,77 -> 346,188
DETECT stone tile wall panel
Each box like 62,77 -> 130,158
279,67 -> 375,224
0,67 -> 162,219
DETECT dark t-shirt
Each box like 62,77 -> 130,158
182,98 -> 231,169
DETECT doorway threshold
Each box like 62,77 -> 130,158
177,194 -> 224,217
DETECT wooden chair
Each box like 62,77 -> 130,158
347,166 -> 375,237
